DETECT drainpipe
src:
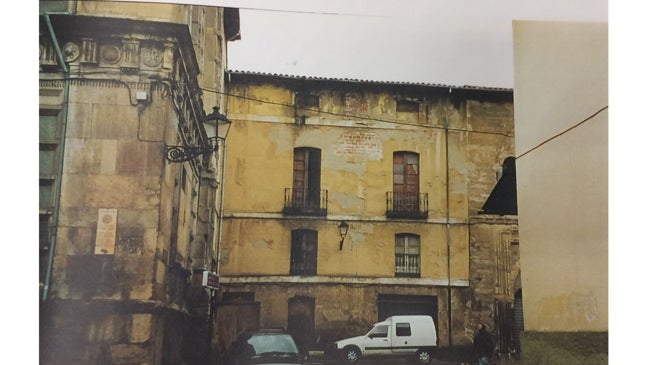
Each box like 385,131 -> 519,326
206,139 -> 227,362
445,117 -> 452,347
216,141 -> 227,276
41,13 -> 70,301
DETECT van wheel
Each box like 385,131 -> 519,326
341,346 -> 361,364
415,349 -> 433,364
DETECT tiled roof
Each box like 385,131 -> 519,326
227,70 -> 512,92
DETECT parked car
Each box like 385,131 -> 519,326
225,329 -> 307,365
325,315 -> 438,364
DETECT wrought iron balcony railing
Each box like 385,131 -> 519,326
386,191 -> 428,219
395,253 -> 421,278
283,188 -> 328,216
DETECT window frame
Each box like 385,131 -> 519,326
395,233 -> 421,278
290,229 -> 318,276
395,322 -> 412,337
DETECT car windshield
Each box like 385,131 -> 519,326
248,333 -> 299,355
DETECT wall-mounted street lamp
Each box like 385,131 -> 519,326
165,106 -> 232,163
338,221 -> 349,250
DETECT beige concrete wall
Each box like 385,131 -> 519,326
513,21 -> 608,332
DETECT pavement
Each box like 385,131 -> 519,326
306,350 -> 520,365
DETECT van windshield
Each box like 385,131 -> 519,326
367,325 -> 389,338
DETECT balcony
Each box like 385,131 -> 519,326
283,188 -> 328,216
386,192 -> 428,219
395,253 -> 421,278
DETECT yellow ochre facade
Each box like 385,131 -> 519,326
214,72 -> 517,356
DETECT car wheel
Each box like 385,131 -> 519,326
415,349 -> 433,364
342,346 -> 361,364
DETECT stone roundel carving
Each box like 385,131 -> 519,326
63,42 -> 80,62
142,46 -> 163,67
100,44 -> 121,64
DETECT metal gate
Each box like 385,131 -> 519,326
214,302 -> 260,360
377,294 -> 438,327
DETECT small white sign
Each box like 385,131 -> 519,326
202,271 -> 219,290
95,208 -> 117,255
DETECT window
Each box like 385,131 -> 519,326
393,152 -> 420,203
395,323 -> 412,337
396,99 -> 419,113
39,110 -> 61,212
39,108 -> 61,294
287,147 -> 323,213
290,229 -> 318,275
368,325 -> 389,338
387,152 -> 427,219
295,92 -> 319,108
395,234 -> 420,277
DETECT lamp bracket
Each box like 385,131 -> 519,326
165,136 -> 218,163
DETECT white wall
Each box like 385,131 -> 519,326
513,20 -> 608,331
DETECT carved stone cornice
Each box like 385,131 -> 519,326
39,14 -> 199,80
39,14 -> 212,169
40,35 -> 174,80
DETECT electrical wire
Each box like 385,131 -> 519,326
200,86 -> 515,138
230,6 -> 386,18
516,105 -> 608,160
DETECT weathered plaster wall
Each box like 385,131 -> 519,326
218,283 -> 456,346
220,218 -> 463,279
219,75 -> 514,350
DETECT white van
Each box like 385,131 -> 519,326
327,315 -> 438,364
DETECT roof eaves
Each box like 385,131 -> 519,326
226,70 -> 512,92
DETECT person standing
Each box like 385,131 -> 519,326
473,322 -> 494,365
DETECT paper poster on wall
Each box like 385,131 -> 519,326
95,208 -> 117,255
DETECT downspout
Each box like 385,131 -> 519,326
216,141 -> 227,276
207,139 -> 226,361
42,13 -> 70,301
445,116 -> 453,347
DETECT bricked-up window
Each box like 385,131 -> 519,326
290,229 -> 318,275
395,234 -> 420,277
396,99 -> 419,113
295,92 -> 319,108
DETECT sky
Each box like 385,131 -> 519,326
174,0 -> 607,88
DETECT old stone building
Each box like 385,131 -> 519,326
39,1 -> 239,364
214,71 -> 520,357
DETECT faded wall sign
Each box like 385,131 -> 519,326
95,208 -> 117,255
335,131 -> 382,159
